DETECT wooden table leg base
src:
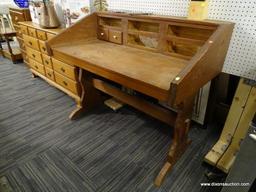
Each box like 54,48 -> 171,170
155,97 -> 194,187
69,106 -> 85,120
154,162 -> 172,187
155,139 -> 191,187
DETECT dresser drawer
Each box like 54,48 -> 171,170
39,40 -> 48,54
28,27 -> 37,38
23,35 -> 40,51
55,72 -> 79,95
26,47 -> 42,63
29,59 -> 45,75
19,25 -> 28,35
109,30 -> 122,44
52,58 -> 77,80
42,54 -> 53,69
10,10 -> 25,24
45,68 -> 55,81
98,27 -> 109,41
37,30 -> 47,41
47,33 -> 55,40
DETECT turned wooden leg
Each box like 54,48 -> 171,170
69,69 -> 102,120
154,97 -> 195,187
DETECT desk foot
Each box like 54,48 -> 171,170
69,106 -> 85,120
69,69 -> 103,120
154,139 -> 191,187
154,97 -> 194,187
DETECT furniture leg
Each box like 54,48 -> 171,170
31,72 -> 38,78
69,69 -> 102,120
4,35 -> 15,63
204,78 -> 251,166
154,97 -> 194,186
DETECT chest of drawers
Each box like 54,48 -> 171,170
19,22 -> 81,111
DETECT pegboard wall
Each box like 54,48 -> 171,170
107,0 -> 256,80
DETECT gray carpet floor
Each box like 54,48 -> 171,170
0,58 -> 221,192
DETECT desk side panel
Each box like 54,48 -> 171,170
46,13 -> 98,55
169,23 -> 234,106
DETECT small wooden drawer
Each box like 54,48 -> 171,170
42,54 -> 53,69
109,30 -> 122,44
47,33 -> 55,40
98,28 -> 109,41
19,25 -> 28,35
23,35 -> 40,51
10,11 -> 25,24
52,58 -> 77,80
39,40 -> 48,54
28,27 -> 37,38
45,68 -> 55,81
37,30 -> 47,41
55,72 -> 79,95
29,59 -> 45,75
26,47 -> 42,63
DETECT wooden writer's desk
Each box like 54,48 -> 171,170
46,12 -> 234,186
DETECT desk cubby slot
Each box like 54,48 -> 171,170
166,39 -> 201,58
98,17 -> 122,28
168,25 -> 214,41
128,20 -> 159,33
128,34 -> 158,50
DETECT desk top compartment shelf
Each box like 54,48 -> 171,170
47,12 -> 234,106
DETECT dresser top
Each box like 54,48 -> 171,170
19,21 -> 64,35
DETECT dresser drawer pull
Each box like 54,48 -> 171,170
100,32 -> 104,36
35,65 -> 38,69
32,54 -> 36,58
63,81 -> 68,86
29,41 -> 32,45
15,16 -> 18,21
42,47 -> 46,51
47,73 -> 52,77
113,35 -> 117,39
60,67 -> 65,73
45,60 -> 49,64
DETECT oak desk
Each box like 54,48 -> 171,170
47,12 -> 234,186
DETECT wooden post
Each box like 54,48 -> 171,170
154,97 -> 195,186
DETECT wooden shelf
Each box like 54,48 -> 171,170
98,24 -> 122,31
127,30 -> 159,38
166,35 -> 205,46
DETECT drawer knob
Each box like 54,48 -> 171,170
61,67 -> 65,73
35,65 -> 38,69
45,60 -> 49,64
100,32 -> 104,36
29,41 -> 32,45
47,73 -> 51,77
42,47 -> 46,51
32,54 -> 36,58
113,35 -> 117,39
15,16 -> 18,21
63,81 -> 68,86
